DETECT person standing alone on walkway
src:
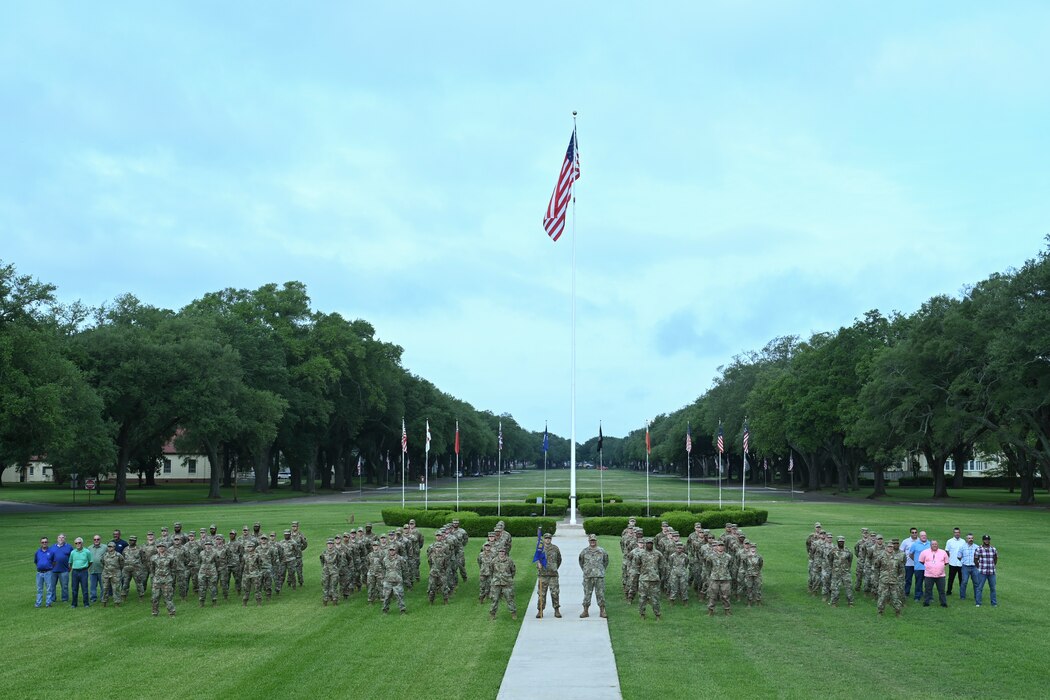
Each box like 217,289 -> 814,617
579,534 -> 609,618
536,533 -> 561,619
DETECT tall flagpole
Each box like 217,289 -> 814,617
742,418 -> 748,510
599,420 -> 604,516
569,110 -> 579,526
717,420 -> 723,510
686,423 -> 692,508
497,420 -> 502,517
424,419 -> 430,511
542,421 -> 548,517
455,420 -> 460,513
645,420 -> 651,517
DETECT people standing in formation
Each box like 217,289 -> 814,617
29,521 -> 309,617
535,532 -> 562,618
579,534 -> 609,619
619,520 -> 763,619
318,520 -> 425,611
804,523 -> 1002,615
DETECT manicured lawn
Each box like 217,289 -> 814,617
0,502 -> 531,700
0,482 -> 312,506
827,485 -> 1047,506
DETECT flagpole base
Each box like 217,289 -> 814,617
569,497 -> 577,525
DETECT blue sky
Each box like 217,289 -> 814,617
3,3 -> 1048,439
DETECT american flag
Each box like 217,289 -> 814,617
717,423 -> 724,454
498,421 -> 503,452
542,128 -> 580,242
686,423 -> 692,454
401,419 -> 408,453
763,457 -> 768,472
425,419 -> 431,453
788,454 -> 794,472
357,455 -> 362,476
742,421 -> 750,454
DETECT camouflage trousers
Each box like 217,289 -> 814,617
176,571 -> 190,599
700,562 -> 712,593
282,561 -> 298,590
830,571 -> 854,605
745,575 -> 762,604
456,552 -> 467,581
638,580 -> 661,616
322,568 -> 340,602
877,580 -> 903,613
295,558 -> 304,587
409,555 -> 420,583
367,571 -> 381,603
478,574 -> 492,601
855,562 -> 865,591
627,573 -> 641,601
274,561 -> 285,593
188,567 -> 200,593
260,569 -> 274,597
198,572 -> 218,602
490,583 -> 516,615
102,573 -> 123,605
537,576 -> 560,611
226,565 -> 242,594
582,576 -> 606,607
808,559 -> 818,591
382,582 -> 405,612
243,574 -> 264,603
217,568 -> 231,598
668,570 -> 689,601
151,578 -> 175,615
820,569 -> 831,597
428,569 -> 449,602
340,566 -> 353,596
690,560 -> 702,592
707,579 -> 731,612
121,570 -> 147,599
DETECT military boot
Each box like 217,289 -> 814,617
599,605 -> 607,618
151,603 -> 159,616
324,600 -> 328,607
708,608 -> 714,617
511,612 -> 517,620
168,611 -> 175,618
554,608 -> 562,618
490,611 -> 496,621
580,606 -> 589,618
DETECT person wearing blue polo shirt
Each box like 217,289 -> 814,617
958,533 -> 979,600
34,537 -> 56,607
51,533 -> 73,603
908,531 -> 930,602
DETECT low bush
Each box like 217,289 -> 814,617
524,492 -> 622,503
456,502 -> 565,517
581,508 -> 768,537
577,502 -> 714,518
381,508 -> 558,537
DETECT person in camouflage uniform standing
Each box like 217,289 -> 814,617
829,536 -> 855,607
268,532 -> 284,593
478,540 -> 496,604
579,534 -> 609,618
100,542 -> 124,607
489,548 -> 517,620
279,530 -> 300,591
381,545 -> 407,614
854,528 -> 870,594
863,531 -> 879,595
668,541 -> 690,606
743,542 -> 763,606
874,537 -> 905,617
687,523 -> 705,594
290,521 -> 307,587
451,519 -> 469,582
121,535 -> 148,601
320,538 -> 341,606
172,536 -> 192,600
427,531 -> 451,604
185,531 -> 201,595
150,542 -> 176,617
626,534 -> 645,603
242,542 -> 265,606
536,532 -> 561,619
707,541 -> 732,616
806,522 -> 823,593
213,535 -> 230,600
622,529 -> 642,598
636,538 -> 663,620
366,541 -> 384,604
407,520 -> 423,585
226,530 -> 243,595
258,534 -> 276,599
337,533 -> 353,598
198,540 -> 220,606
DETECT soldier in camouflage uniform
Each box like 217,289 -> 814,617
495,521 -> 512,555
698,531 -> 715,596
279,530 -> 300,590
806,522 -> 823,593
213,535 -> 230,599
427,531 -> 451,604
100,542 -> 124,607
407,520 -> 423,584
198,540 -> 220,606
733,536 -> 750,601
185,531 -> 201,595
381,545 -> 407,614
707,541 -> 732,616
150,542 -> 176,617
337,533 -> 353,598
290,521 -> 307,587
450,519 -> 469,582
687,523 -> 705,593
829,536 -> 855,607
636,538 -> 663,620
172,536 -> 191,600
743,542 -> 764,606
242,542 -> 265,606
227,530 -> 243,595
874,537 -> 905,617
854,528 -> 870,594
478,541 -> 496,603
536,533 -> 561,619
320,538 -> 341,606
366,541 -> 384,604
626,534 -> 645,603
668,541 -> 690,605
268,532 -> 284,593
121,535 -> 148,600
863,531 -> 879,595
257,534 -> 275,599
489,548 -> 517,620
579,534 -> 609,618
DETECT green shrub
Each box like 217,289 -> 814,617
523,492 -> 621,503
380,508 -> 558,537
581,508 -> 768,538
456,502 -> 565,517
583,517 -> 663,537
577,502 -> 714,518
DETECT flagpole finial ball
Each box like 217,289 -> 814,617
572,111 -> 577,116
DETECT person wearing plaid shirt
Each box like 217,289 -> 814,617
973,534 -> 998,607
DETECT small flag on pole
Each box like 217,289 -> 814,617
357,455 -> 362,476
763,457 -> 768,472
542,128 -> 580,242
742,420 -> 750,455
645,422 -> 651,455
425,419 -> 432,453
542,424 -> 549,453
455,421 -> 460,455
498,421 -> 503,452
789,454 -> 794,472
597,423 -> 603,453
401,419 -> 408,453
717,422 -> 724,454
531,527 -> 547,567
686,423 -> 692,454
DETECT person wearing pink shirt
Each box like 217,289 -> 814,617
919,540 -> 951,608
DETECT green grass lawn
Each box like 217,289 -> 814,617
827,485 -> 1047,506
0,482 -> 312,506
2,471 -> 1045,699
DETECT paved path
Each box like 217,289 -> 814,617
497,520 -> 621,700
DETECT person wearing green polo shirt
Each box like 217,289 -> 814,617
87,535 -> 106,603
69,537 -> 93,608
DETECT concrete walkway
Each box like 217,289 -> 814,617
497,520 -> 622,700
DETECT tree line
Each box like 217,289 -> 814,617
0,264 -> 576,503
608,241 -> 1050,505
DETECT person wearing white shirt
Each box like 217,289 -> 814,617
944,528 -> 965,596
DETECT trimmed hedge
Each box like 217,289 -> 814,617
583,508 -> 768,537
524,492 -> 622,503
456,502 -> 566,517
577,502 -> 715,518
381,508 -> 558,537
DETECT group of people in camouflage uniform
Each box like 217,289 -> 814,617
620,519 -> 764,618
806,522 -> 907,616
63,520 -> 310,617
